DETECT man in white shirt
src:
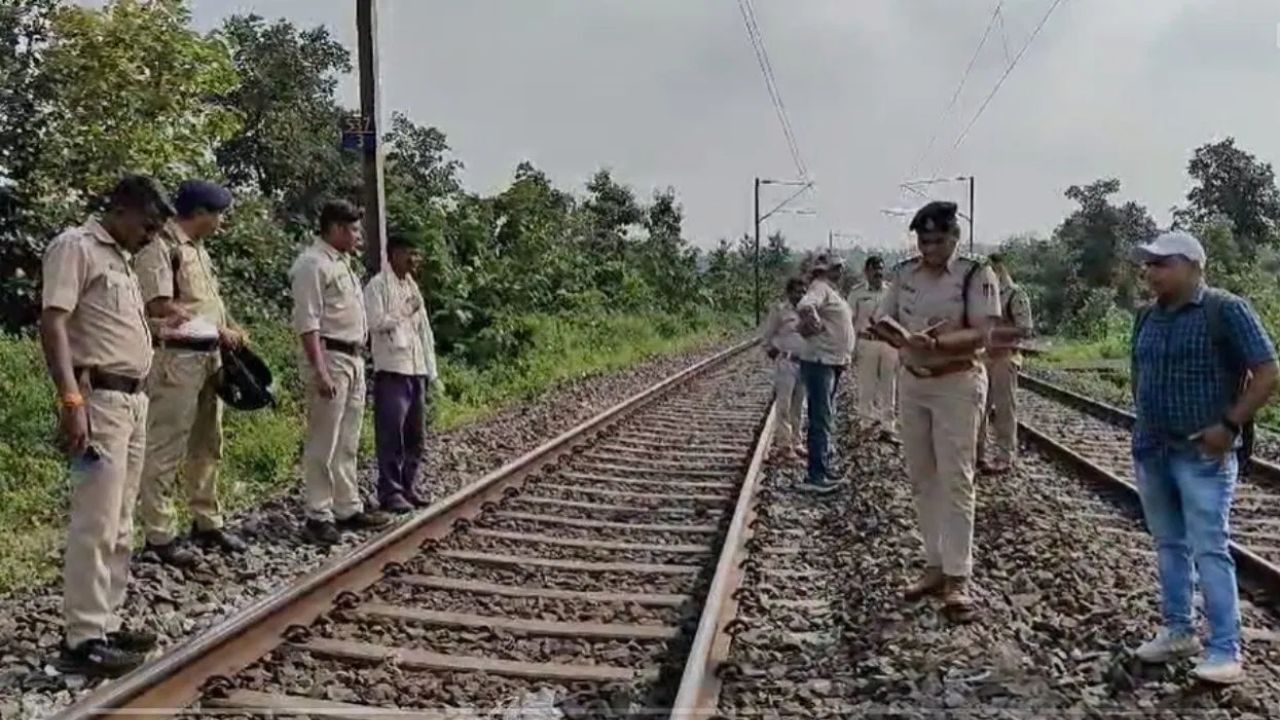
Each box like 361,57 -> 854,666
364,234 -> 441,513
796,253 -> 856,493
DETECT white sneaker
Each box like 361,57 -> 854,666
1135,630 -> 1201,663
1191,657 -> 1245,685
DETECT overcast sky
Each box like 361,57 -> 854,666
184,0 -> 1280,252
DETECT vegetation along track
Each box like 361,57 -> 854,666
51,340 -> 779,720
1019,373 -> 1280,597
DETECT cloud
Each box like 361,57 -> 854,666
186,0 -> 1280,251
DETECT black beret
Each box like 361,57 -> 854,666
909,201 -> 960,233
174,180 -> 233,216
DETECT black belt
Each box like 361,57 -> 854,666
155,337 -> 219,352
76,367 -> 144,395
323,337 -> 364,357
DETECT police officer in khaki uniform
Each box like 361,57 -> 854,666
850,255 -> 899,441
133,181 -> 248,566
876,201 -> 1001,618
291,200 -> 391,544
40,176 -> 173,676
977,253 -> 1034,474
759,277 -> 809,460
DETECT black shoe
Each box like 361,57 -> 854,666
303,519 -> 340,546
405,494 -> 430,508
336,511 -> 394,531
60,639 -> 144,678
380,495 -> 415,514
143,540 -> 198,568
107,629 -> 157,653
191,526 -> 248,553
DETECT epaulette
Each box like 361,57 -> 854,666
891,256 -> 921,272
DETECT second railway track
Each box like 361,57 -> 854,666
52,341 -> 777,720
1019,373 -> 1280,595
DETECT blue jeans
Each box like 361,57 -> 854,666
800,361 -> 837,484
1134,446 -> 1240,660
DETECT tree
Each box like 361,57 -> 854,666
0,0 -> 57,329
37,0 -> 240,200
1,0 -> 239,331
582,169 -> 642,262
1175,138 -> 1280,257
213,14 -> 356,229
1056,178 -> 1156,310
761,231 -> 792,285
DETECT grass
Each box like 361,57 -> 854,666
0,311 -> 744,595
1028,334 -> 1280,428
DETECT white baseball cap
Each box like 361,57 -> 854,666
1131,231 -> 1207,267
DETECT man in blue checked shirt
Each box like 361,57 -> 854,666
1129,231 -> 1278,685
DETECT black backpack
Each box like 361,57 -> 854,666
1130,288 -> 1255,470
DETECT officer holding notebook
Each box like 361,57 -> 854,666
873,201 -> 1001,620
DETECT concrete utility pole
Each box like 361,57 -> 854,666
356,0 -> 388,275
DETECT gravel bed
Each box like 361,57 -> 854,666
475,516 -> 719,546
367,584 -> 686,626
1019,388 -> 1280,567
501,496 -> 726,524
318,617 -> 671,669
1026,367 -> 1280,466
716,386 -> 1280,718
442,532 -> 714,567
410,552 -> 701,597
515,484 -> 732,511
0,337 -> 748,720
222,647 -> 628,716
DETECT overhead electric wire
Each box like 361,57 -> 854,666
906,1 -> 1004,179
951,0 -> 1069,150
736,0 -> 810,180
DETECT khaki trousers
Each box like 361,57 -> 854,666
303,350 -> 366,522
978,356 -> 1019,466
899,365 -> 986,577
772,357 -> 805,447
64,389 -> 148,647
137,348 -> 224,544
855,339 -> 898,425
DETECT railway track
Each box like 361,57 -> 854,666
51,341 -> 780,720
1018,373 -> 1280,597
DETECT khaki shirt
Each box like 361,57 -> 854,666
41,218 -> 153,378
290,240 -> 367,344
849,284 -> 887,334
132,221 -> 227,328
878,254 -> 1001,370
759,300 -> 806,357
797,278 -> 855,366
988,281 -> 1034,361
364,270 -> 439,379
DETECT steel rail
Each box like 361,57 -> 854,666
52,338 -> 759,720
1020,372 -> 1280,483
1019,419 -> 1280,599
668,400 -> 777,718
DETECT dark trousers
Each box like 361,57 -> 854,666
800,361 -> 838,484
373,371 -> 426,503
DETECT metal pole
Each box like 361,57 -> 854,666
968,175 -> 975,254
828,230 -> 833,252
357,0 -> 387,276
754,177 -> 761,326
